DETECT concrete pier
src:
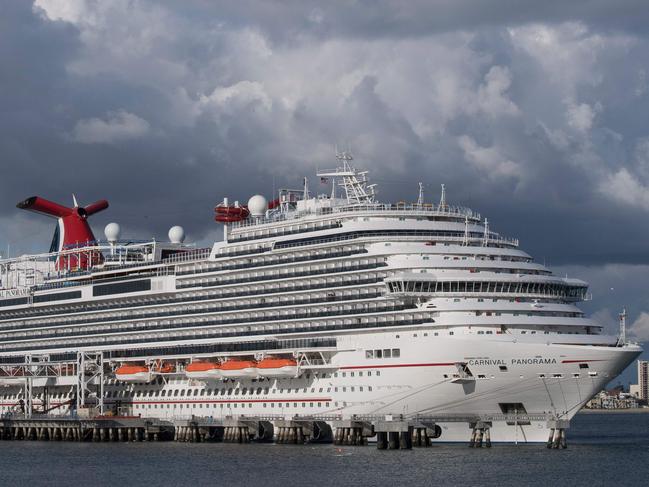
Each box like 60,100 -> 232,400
546,419 -> 569,449
373,419 -> 413,450
468,421 -> 492,448
0,413 -> 569,449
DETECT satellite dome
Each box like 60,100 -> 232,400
168,225 -> 185,244
104,223 -> 121,243
247,195 -> 267,217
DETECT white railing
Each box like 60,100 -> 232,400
230,202 -> 481,230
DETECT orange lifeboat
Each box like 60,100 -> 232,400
214,204 -> 250,223
115,364 -> 152,383
185,361 -> 222,380
257,357 -> 299,378
220,359 -> 258,378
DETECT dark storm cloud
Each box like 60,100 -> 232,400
1,0 -> 649,273
162,1 -> 649,42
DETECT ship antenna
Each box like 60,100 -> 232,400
463,215 -> 469,246
618,308 -> 627,346
438,184 -> 447,210
483,218 -> 489,247
417,182 -> 424,206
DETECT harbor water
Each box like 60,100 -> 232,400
0,412 -> 647,486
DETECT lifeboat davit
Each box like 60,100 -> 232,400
220,359 -> 258,378
214,204 -> 250,223
154,362 -> 176,374
115,364 -> 152,383
151,361 -> 175,374
185,361 -> 222,380
257,358 -> 299,378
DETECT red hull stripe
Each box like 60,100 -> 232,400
561,359 -> 606,364
340,362 -> 455,370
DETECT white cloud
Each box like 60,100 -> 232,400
565,101 -> 599,133
71,110 -> 150,144
477,66 -> 520,117
508,23 -> 633,97
457,135 -> 520,178
598,168 -> 649,211
200,80 -> 272,113
33,0 -> 89,24
629,312 -> 649,341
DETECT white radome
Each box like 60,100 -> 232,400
104,223 -> 121,243
247,194 -> 267,216
168,225 -> 185,244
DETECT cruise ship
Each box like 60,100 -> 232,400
0,153 -> 641,442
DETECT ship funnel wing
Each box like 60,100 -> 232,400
17,196 -> 73,218
83,200 -> 109,216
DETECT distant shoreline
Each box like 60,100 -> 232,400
579,408 -> 649,414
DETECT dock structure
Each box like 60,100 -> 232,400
332,419 -> 373,445
272,418 -> 332,444
0,412 -> 569,448
173,417 -> 274,443
0,416 -> 173,442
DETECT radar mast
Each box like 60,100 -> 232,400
317,150 -> 376,205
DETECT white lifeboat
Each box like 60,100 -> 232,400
115,364 -> 152,383
256,357 -> 299,378
185,361 -> 222,380
220,359 -> 258,378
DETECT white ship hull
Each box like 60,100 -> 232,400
0,159 -> 641,443
2,329 -> 636,442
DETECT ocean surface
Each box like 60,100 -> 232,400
0,412 -> 647,487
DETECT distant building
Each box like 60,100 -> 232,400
585,389 -> 639,409
638,360 -> 649,402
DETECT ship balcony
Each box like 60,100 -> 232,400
176,247 -> 367,276
0,276 -> 386,325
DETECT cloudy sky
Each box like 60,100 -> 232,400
2,0 -> 649,382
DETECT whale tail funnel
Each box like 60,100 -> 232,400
17,196 -> 109,270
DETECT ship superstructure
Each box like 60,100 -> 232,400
0,154 -> 641,442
